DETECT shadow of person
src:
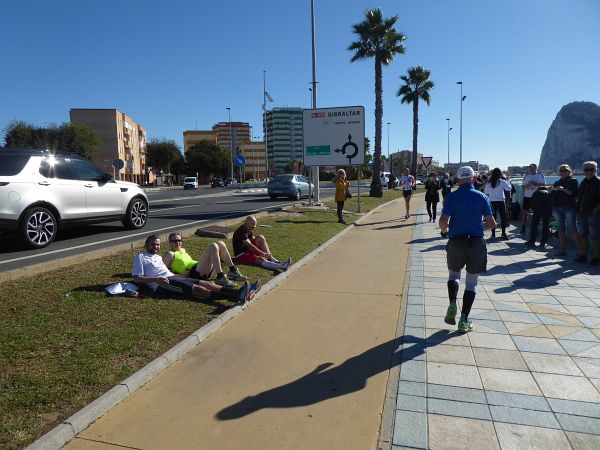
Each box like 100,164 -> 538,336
216,330 -> 456,420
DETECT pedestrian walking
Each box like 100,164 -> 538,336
333,168 -> 350,225
521,163 -> 546,234
424,173 -> 441,222
502,173 -> 516,221
399,168 -> 416,219
484,167 -> 511,239
439,166 -> 496,332
550,164 -> 579,257
440,173 -> 453,204
574,161 -> 600,265
525,186 -> 552,248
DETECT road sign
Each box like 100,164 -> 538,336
113,159 -> 124,170
421,156 -> 433,168
368,161 -> 375,170
303,106 -> 365,166
234,155 -> 246,167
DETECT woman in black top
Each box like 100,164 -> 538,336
550,164 -> 579,256
425,172 -> 441,222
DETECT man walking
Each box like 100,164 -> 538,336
575,161 -> 600,265
521,163 -> 546,234
439,166 -> 496,332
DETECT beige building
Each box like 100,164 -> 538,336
240,141 -> 266,179
183,130 -> 218,151
70,109 -> 147,184
212,122 -> 251,155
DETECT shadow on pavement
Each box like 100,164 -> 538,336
216,330 -> 458,420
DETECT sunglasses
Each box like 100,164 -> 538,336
169,239 -> 182,243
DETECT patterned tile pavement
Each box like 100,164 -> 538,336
394,207 -> 600,449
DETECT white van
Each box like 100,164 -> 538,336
380,172 -> 398,188
183,177 -> 198,189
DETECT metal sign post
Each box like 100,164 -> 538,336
421,156 -> 433,175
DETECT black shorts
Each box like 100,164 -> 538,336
446,236 -> 487,274
523,197 -> 532,211
189,264 -> 212,281
155,276 -> 198,297
403,190 -> 412,198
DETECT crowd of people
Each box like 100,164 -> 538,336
131,215 -> 292,304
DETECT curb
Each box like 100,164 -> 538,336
26,196 -> 401,450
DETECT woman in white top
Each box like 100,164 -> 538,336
399,168 -> 416,219
484,168 -> 512,239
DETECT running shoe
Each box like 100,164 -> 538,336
227,267 -> 247,282
457,319 -> 474,333
282,256 -> 292,271
246,280 -> 262,302
238,281 -> 249,303
501,233 -> 509,240
444,303 -> 458,325
215,274 -> 235,288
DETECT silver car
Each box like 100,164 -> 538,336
268,174 -> 314,200
0,149 -> 149,248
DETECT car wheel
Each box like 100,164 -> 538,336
20,207 -> 57,249
294,189 -> 301,201
123,197 -> 148,230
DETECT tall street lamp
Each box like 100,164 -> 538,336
226,107 -> 233,181
456,81 -> 466,164
446,118 -> 452,165
386,122 -> 391,172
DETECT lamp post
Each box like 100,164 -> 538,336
386,122 -> 391,173
456,81 -> 466,164
446,118 -> 452,165
310,0 -> 320,204
226,107 -> 233,181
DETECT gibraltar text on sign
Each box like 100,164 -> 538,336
303,106 -> 365,166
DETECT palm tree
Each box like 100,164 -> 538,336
397,66 -> 434,176
348,8 -> 406,197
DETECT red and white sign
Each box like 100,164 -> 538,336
421,156 -> 433,168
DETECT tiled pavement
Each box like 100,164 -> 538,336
394,207 -> 600,449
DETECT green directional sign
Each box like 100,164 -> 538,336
306,145 -> 330,155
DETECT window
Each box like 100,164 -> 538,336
0,154 -> 30,175
38,157 -> 76,179
69,158 -> 105,181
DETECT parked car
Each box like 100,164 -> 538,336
183,176 -> 198,189
211,178 -> 224,188
0,149 -> 149,248
268,174 -> 314,200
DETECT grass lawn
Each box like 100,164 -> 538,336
0,190 -> 402,449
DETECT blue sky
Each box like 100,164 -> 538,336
2,0 -> 599,169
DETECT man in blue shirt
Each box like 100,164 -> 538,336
439,166 -> 496,332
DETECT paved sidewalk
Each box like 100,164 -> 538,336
393,206 -> 600,449
63,196 -> 424,450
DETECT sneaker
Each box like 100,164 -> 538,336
282,256 -> 292,271
338,219 -> 347,224
501,233 -> 509,240
238,281 -> 249,303
405,213 -> 409,219
457,319 -> 474,333
215,274 -> 235,288
444,303 -> 458,325
589,258 -> 599,266
574,255 -> 587,263
227,267 -> 247,282
246,280 -> 262,301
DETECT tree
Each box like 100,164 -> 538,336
185,140 -> 230,179
3,121 -> 101,158
397,66 -> 434,175
348,8 -> 406,197
146,139 -> 183,174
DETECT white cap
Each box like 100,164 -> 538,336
457,166 -> 475,180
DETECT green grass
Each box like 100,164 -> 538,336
0,191 -> 401,449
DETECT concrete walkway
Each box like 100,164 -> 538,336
63,195 -> 424,450
393,206 -> 600,449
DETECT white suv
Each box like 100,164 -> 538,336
0,149 -> 149,248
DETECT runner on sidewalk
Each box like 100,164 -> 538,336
439,166 -> 496,332
399,168 -> 416,219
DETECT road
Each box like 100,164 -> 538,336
0,184 -> 365,273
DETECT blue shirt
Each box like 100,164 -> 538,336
442,183 -> 493,238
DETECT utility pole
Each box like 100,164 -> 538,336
226,107 -> 233,180
310,0 -> 320,203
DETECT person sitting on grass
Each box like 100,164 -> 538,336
133,235 -> 259,303
232,216 -> 291,272
162,232 -> 246,288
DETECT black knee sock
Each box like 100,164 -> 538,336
447,280 -> 459,303
461,290 -> 476,319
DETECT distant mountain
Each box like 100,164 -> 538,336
538,101 -> 600,172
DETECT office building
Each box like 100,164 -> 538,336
212,122 -> 251,156
183,130 -> 218,151
240,141 -> 266,179
263,107 -> 304,174
70,108 -> 147,184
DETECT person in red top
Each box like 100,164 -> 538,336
232,216 -> 291,272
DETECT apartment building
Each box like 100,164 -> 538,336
70,109 -> 147,184
183,130 -> 218,151
240,141 -> 266,179
212,122 -> 251,156
263,107 -> 303,174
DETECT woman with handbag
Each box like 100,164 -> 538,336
333,168 -> 350,224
